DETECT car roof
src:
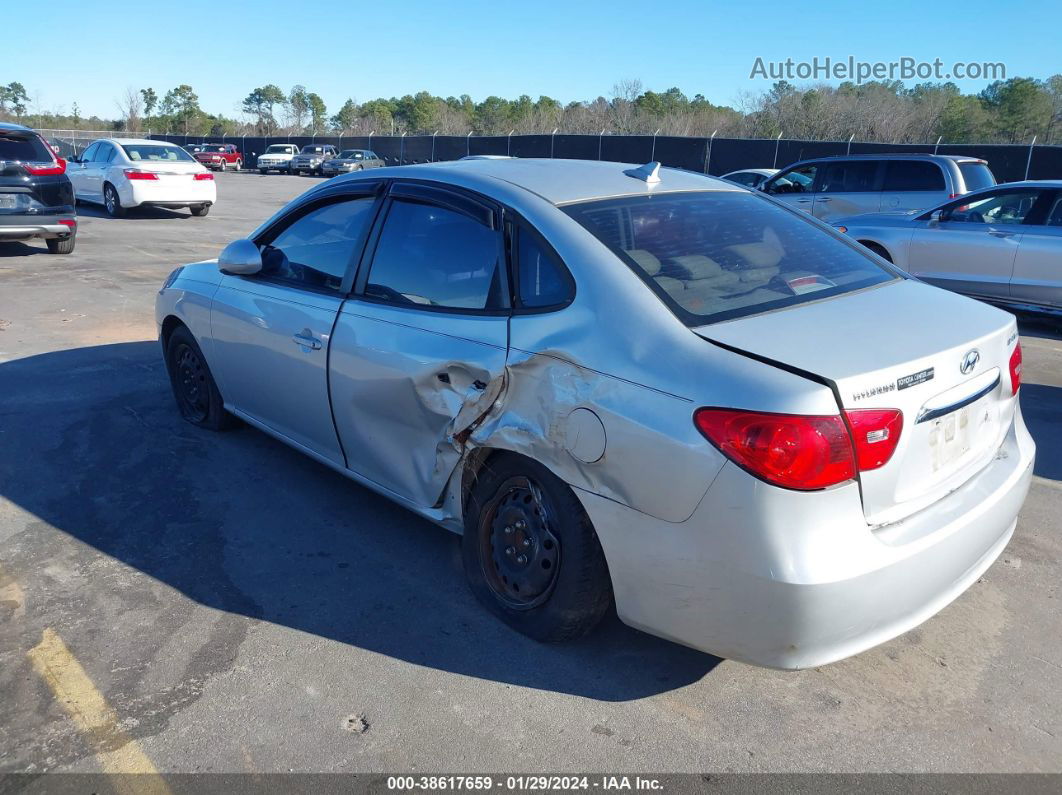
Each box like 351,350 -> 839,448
0,121 -> 34,133
104,138 -> 181,146
796,153 -> 986,164
384,158 -> 741,205
723,168 -> 777,176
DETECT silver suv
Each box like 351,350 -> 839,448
762,154 -> 996,221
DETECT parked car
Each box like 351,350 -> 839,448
183,143 -> 205,154
321,150 -> 385,176
193,144 -> 243,172
68,138 -> 216,218
835,180 -> 1062,315
257,143 -> 300,174
290,144 -> 338,176
721,168 -> 777,188
761,154 -> 996,221
156,158 -> 1033,669
0,122 -> 77,254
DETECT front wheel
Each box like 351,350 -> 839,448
218,160 -> 227,172
233,159 -> 242,171
164,325 -> 235,430
462,453 -> 612,642
103,183 -> 126,218
259,168 -> 267,175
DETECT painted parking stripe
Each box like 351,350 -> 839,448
27,628 -> 171,795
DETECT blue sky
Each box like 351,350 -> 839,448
20,0 -> 1061,120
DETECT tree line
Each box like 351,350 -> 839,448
4,77 -> 1061,145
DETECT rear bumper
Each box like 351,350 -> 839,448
579,406 -> 1035,669
0,214 -> 75,240
121,180 -> 217,209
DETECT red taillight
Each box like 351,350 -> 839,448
124,169 -> 159,181
694,409 -> 856,490
194,172 -> 214,180
23,158 -> 66,176
844,409 -> 903,471
58,219 -> 76,228
1009,341 -> 1022,395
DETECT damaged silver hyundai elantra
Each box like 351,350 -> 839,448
155,158 -> 1034,669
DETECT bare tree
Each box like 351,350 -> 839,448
116,86 -> 143,132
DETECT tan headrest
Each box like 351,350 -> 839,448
726,226 -> 784,268
670,255 -> 726,280
626,249 -> 662,276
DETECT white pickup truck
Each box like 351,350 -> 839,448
256,143 -> 300,174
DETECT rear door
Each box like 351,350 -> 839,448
907,187 -> 1046,301
330,182 -> 510,508
880,160 -> 948,213
813,159 -> 881,220
1009,190 -> 1062,310
209,188 -> 381,464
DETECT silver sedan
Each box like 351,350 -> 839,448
834,181 -> 1062,315
155,159 -> 1034,669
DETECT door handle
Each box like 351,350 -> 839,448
292,332 -> 322,350
817,197 -> 832,202
796,198 -> 812,203
987,229 -> 1015,238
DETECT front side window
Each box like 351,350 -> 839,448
765,164 -> 817,194
1046,195 -> 1062,226
122,144 -> 194,162
259,197 -> 378,291
883,161 -> 945,191
365,199 -> 501,310
564,191 -> 895,325
516,227 -> 572,309
820,161 -> 878,193
943,190 -> 1041,225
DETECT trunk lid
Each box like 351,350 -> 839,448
695,279 -> 1019,525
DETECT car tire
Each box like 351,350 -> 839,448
218,160 -> 226,172
259,169 -> 267,175
462,452 -> 612,642
103,183 -> 126,218
190,204 -> 210,217
234,159 -> 242,172
165,325 -> 236,431
46,235 -> 76,255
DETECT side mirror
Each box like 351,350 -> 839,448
68,155 -> 80,164
928,209 -> 944,225
218,239 -> 263,276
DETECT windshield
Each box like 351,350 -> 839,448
564,191 -> 897,325
121,144 -> 194,163
300,146 -> 326,154
958,162 -> 996,192
202,145 -> 227,153
265,145 -> 292,154
338,150 -> 363,159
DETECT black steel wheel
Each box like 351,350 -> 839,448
463,453 -> 612,641
164,325 -> 235,431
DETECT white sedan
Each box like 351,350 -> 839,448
67,138 -> 217,218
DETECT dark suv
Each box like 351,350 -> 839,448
0,122 -> 76,254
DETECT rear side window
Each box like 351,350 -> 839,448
882,161 -> 945,191
564,191 -> 895,326
820,161 -> 878,192
259,197 -> 377,291
958,162 -> 996,192
516,227 -> 572,309
366,199 -> 502,310
0,132 -> 53,162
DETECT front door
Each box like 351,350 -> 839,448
907,188 -> 1042,301
209,193 -> 381,465
330,183 -> 510,508
812,159 -> 881,220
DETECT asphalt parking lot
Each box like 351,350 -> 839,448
1,171 -> 1060,775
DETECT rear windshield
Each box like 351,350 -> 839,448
958,162 -> 996,192
122,144 -> 194,162
0,132 -> 53,163
564,191 -> 897,325
338,150 -> 364,159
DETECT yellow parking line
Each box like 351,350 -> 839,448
27,628 -> 171,795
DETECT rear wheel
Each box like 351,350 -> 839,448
164,325 -> 235,430
259,168 -> 267,175
47,235 -> 76,254
190,204 -> 210,217
234,159 -> 242,171
103,183 -> 126,218
462,453 -> 612,642
218,160 -> 227,172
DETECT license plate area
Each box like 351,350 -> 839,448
927,392 -> 996,473
0,194 -> 16,209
